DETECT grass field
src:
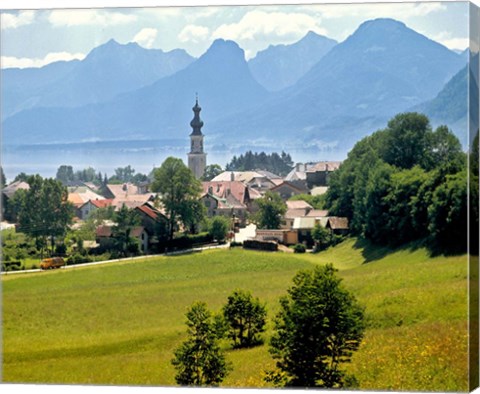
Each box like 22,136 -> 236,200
1,238 -> 469,391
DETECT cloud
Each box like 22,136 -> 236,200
210,10 -> 327,57
1,10 -> 35,29
428,31 -> 469,51
1,51 -> 86,69
303,2 -> 446,19
178,24 -> 210,44
48,9 -> 137,27
132,28 -> 158,48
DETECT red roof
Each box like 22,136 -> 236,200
90,199 -> 113,208
136,204 -> 165,220
96,225 -> 113,237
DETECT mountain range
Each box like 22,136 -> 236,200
1,40 -> 194,120
248,31 -> 338,91
2,18 -> 469,154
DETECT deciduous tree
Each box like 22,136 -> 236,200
222,289 -> 267,348
209,216 -> 230,243
202,164 -> 223,181
151,157 -> 202,240
269,264 -> 364,388
17,175 -> 74,258
255,191 -> 286,229
172,302 -> 229,386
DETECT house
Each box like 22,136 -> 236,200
292,217 -> 318,247
135,203 -> 169,242
2,180 -> 30,220
106,183 -> 155,210
67,185 -> 106,209
201,181 -> 255,222
2,180 -> 30,199
77,199 -> 113,220
305,161 -> 342,188
285,162 -> 318,182
96,225 -> 149,253
255,229 -> 298,245
269,181 -> 306,200
311,186 -> 329,196
211,171 -> 277,194
326,217 -> 349,235
306,209 -> 329,218
286,200 -> 313,211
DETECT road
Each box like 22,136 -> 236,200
0,243 -> 231,276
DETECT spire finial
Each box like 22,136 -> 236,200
195,92 -> 198,105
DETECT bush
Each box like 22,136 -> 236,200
293,244 -> 306,253
243,240 -> 278,251
66,253 -> 92,265
208,216 -> 231,242
55,243 -> 67,255
161,232 -> 214,251
230,241 -> 243,248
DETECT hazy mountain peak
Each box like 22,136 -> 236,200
248,31 -> 337,91
204,39 -> 245,59
359,17 -> 407,30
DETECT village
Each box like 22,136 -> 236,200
0,99 -> 350,266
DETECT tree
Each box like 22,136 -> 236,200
109,165 -> 136,183
202,164 -> 223,181
255,191 -> 286,229
112,204 -> 141,256
209,216 -> 230,243
171,302 -> 229,387
151,157 -> 202,240
225,151 -> 294,176
428,170 -> 468,253
289,193 -> 326,209
311,223 -> 333,251
17,175 -> 74,258
56,165 -> 74,184
222,289 -> 267,348
180,199 -> 206,234
13,172 -> 29,183
0,166 -> 6,189
379,112 -> 431,169
269,264 -> 365,388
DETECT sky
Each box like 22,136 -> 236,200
0,0 -> 474,69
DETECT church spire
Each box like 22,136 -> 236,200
190,94 -> 204,136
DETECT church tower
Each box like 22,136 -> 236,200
188,96 -> 207,179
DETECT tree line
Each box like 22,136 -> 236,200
226,151 -> 294,177
325,112 -> 477,254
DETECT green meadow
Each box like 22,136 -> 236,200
1,238 -> 469,391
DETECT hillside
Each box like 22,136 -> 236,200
2,239 -> 469,391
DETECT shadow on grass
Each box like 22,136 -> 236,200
352,237 -> 426,264
353,235 -> 469,264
